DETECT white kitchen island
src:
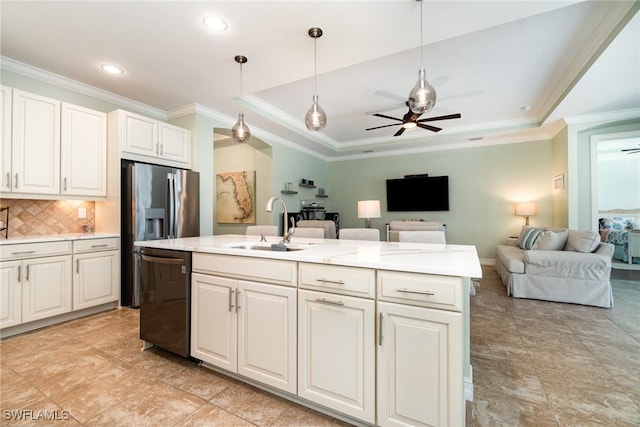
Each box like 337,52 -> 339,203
135,235 -> 482,427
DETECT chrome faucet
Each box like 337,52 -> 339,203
266,196 -> 295,243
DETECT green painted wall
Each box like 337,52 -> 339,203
328,141 -> 553,259
551,126 -> 569,227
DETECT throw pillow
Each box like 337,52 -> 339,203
518,227 -> 545,250
533,230 -> 569,251
565,230 -> 600,253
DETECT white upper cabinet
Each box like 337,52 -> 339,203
11,90 -> 61,195
0,86 -> 12,191
61,103 -> 107,197
1,88 -> 108,198
112,109 -> 191,168
119,110 -> 157,157
158,122 -> 191,165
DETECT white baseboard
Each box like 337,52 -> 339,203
465,365 -> 474,401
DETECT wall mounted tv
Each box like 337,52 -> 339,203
386,175 -> 449,211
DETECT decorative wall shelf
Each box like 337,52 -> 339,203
281,190 -> 298,195
315,194 -> 328,198
299,183 -> 316,189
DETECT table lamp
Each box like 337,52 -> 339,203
358,200 -> 381,228
515,202 -> 536,226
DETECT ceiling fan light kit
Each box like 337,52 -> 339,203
305,27 -> 327,132
231,55 -> 251,143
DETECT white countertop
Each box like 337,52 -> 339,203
135,234 -> 483,278
0,233 -> 120,245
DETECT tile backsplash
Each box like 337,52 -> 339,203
0,199 -> 95,239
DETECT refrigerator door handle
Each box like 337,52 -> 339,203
168,172 -> 176,238
132,248 -> 141,307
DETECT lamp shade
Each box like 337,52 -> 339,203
515,202 -> 537,217
358,200 -> 381,219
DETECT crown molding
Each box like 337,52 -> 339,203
169,102 -> 330,161
561,108 -> 640,126
240,94 -> 340,152
1,56 -> 165,119
537,1 -> 640,124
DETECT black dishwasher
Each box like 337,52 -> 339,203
139,248 -> 191,357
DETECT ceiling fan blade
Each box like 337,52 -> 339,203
417,113 -> 462,122
366,123 -> 404,131
372,113 -> 403,122
417,123 -> 442,133
393,127 -> 406,137
621,147 -> 640,152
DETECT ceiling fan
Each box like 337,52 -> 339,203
621,145 -> 640,154
365,102 -> 461,137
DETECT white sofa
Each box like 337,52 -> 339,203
495,227 -> 615,308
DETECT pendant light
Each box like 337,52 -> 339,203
231,55 -> 251,143
407,0 -> 436,114
305,27 -> 327,132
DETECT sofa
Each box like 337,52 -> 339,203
495,227 -> 615,308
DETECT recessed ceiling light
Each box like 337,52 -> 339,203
100,64 -> 124,75
203,15 -> 229,32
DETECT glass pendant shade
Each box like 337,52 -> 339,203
305,94 -> 327,131
231,112 -> 251,143
408,67 -> 436,114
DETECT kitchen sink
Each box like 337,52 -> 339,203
225,242 -> 313,252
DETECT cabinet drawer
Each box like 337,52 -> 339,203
193,253 -> 297,287
299,263 -> 375,298
0,241 -> 71,260
73,237 -> 119,253
377,270 -> 463,312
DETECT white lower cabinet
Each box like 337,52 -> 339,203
0,260 -> 22,328
377,301 -> 463,427
0,255 -> 72,328
73,250 -> 119,310
191,272 -> 297,393
298,289 -> 375,424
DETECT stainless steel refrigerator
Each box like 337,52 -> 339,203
121,161 -> 200,307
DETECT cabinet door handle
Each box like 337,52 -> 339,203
76,259 -> 80,273
159,144 -> 164,156
316,277 -> 345,285
25,264 -> 29,281
378,312 -> 384,346
315,298 -> 344,306
90,244 -> 109,248
63,177 -> 67,191
5,172 -> 10,189
155,143 -> 159,154
236,289 -> 241,313
11,251 -> 36,255
396,288 -> 435,296
14,173 -> 18,189
229,289 -> 234,312
17,265 -> 21,282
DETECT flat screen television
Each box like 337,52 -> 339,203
386,175 -> 449,211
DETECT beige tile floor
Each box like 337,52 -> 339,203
1,267 -> 638,426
